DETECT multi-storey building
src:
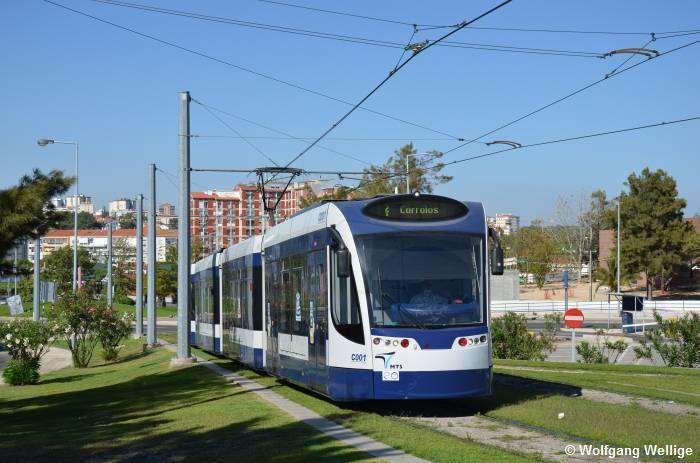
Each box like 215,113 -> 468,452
487,213 -> 520,236
51,194 -> 95,214
157,202 -> 177,230
28,228 -> 177,263
190,181 -> 323,250
108,198 -> 135,218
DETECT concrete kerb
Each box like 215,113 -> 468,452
159,341 -> 428,463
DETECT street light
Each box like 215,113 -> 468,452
405,152 -> 439,194
37,137 -> 80,291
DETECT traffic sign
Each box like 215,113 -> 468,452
564,308 -> 584,329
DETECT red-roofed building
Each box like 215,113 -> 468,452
28,228 -> 178,263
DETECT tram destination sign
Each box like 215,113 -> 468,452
363,195 -> 468,221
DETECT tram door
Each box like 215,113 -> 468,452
309,249 -> 329,393
265,262 -> 280,375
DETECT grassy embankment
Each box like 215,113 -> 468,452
0,339 -> 377,463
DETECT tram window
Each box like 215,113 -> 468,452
331,252 -> 364,344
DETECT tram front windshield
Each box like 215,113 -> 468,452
356,233 -> 484,328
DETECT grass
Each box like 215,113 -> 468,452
190,349 -> 546,463
0,302 -> 53,318
0,340 -> 376,463
483,383 -> 700,461
494,358 -> 700,407
190,348 -> 700,463
113,302 -> 178,318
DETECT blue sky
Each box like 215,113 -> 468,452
2,0 -> 698,224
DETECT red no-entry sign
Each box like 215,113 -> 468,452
564,308 -> 584,329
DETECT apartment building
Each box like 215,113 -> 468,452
487,213 -> 521,236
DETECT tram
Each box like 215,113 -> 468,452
190,193 -> 504,400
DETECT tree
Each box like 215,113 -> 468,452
510,225 -> 558,288
595,254 -> 635,292
0,169 -> 73,259
299,185 -> 354,209
42,245 -> 96,295
618,168 -> 695,298
156,245 -> 178,305
113,238 -> 135,297
118,213 -> 137,229
299,143 -> 452,208
55,211 -> 101,229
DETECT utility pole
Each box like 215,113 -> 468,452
616,198 -> 621,295
107,222 -> 113,307
33,238 -> 40,321
135,194 -> 144,338
176,90 -> 193,362
589,224 -> 593,302
147,163 -> 157,346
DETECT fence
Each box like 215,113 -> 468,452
491,299 -> 700,313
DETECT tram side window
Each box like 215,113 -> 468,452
331,252 -> 364,344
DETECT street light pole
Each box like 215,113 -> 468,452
37,138 -> 79,290
404,152 -> 438,194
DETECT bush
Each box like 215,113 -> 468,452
542,312 -> 563,338
0,319 -> 59,385
98,310 -> 133,362
634,312 -> 699,367
491,312 -> 556,361
2,358 -> 40,385
48,290 -> 108,368
577,330 -> 628,364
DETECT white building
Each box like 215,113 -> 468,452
28,228 -> 177,263
51,195 -> 95,214
108,198 -> 136,218
487,213 -> 520,236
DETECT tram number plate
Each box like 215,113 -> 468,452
382,371 -> 400,382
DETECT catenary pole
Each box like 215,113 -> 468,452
147,163 -> 157,346
72,143 -> 79,291
33,238 -> 40,321
135,194 -> 144,337
107,222 -> 113,307
177,91 -> 192,360
589,224 -> 593,302
616,199 -> 621,295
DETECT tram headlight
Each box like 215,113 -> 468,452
392,340 -> 399,346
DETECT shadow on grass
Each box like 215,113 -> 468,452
0,354 -> 373,463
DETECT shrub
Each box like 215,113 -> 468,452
542,312 -> 563,338
0,319 -> 59,385
491,312 -> 556,361
48,290 -> 108,368
634,311 -> 699,367
577,330 -> 628,364
3,358 -> 40,385
98,310 -> 133,362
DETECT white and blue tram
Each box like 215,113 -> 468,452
190,193 -> 504,400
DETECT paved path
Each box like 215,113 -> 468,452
162,343 -> 427,463
0,347 -> 72,385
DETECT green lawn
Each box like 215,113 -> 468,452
494,359 -> 700,407
113,302 -> 178,318
0,302 -> 53,318
0,341 -> 376,463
